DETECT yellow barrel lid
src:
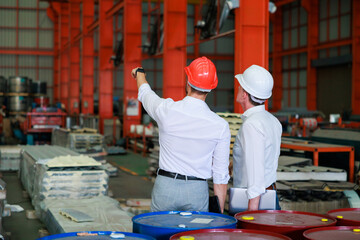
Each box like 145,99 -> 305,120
321,218 -> 328,222
353,229 -> 360,233
241,216 -> 254,220
337,215 -> 343,219
180,236 -> 195,240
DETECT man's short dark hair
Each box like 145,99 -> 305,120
190,86 -> 208,96
247,93 -> 265,106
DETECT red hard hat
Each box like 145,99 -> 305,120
184,56 -> 218,92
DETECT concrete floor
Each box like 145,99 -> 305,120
1,152 -> 153,240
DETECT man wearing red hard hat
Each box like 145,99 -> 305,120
132,57 -> 230,213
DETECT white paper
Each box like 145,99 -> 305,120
190,218 -> 213,224
5,204 -> 24,212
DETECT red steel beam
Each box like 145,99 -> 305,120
302,0 -> 318,111
106,1 -> 124,18
271,8 -> 283,112
87,19 -> 99,34
0,49 -> 53,56
234,0 -> 269,113
82,0 -> 95,115
123,0 -> 142,137
163,0 -> 187,100
60,2 -> 70,109
69,0 -> 81,114
353,0 -> 360,115
98,0 -> 114,133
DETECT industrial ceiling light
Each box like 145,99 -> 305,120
269,1 -> 277,14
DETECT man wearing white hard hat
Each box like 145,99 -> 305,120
233,65 -> 282,211
131,57 -> 230,213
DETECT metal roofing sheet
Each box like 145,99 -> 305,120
21,145 -> 80,163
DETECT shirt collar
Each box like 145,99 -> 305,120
184,96 -> 210,110
241,105 -> 265,120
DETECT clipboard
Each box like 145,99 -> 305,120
229,188 -> 276,215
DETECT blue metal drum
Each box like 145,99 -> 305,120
36,231 -> 156,240
132,211 -> 237,240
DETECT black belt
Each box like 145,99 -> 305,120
157,169 -> 206,181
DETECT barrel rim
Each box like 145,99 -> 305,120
170,228 -> 292,240
132,211 -> 237,230
36,231 -> 156,240
328,208 -> 360,214
235,210 -> 337,228
303,225 -> 360,238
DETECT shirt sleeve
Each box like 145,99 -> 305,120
138,83 -> 165,122
212,123 -> 231,184
241,122 -> 266,199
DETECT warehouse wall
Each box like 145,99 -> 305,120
277,0 -> 352,117
317,64 -> 351,118
0,0 -> 54,101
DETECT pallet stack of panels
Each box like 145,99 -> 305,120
20,146 -> 108,214
51,128 -> 106,161
0,145 -> 22,171
147,127 -> 159,181
41,196 -> 133,234
217,112 -> 243,177
0,179 -> 6,237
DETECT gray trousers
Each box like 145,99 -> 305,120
151,175 -> 209,212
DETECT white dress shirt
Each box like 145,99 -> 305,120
138,83 -> 230,184
233,105 -> 282,199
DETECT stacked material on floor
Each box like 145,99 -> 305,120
146,127 -> 159,180
276,155 -> 358,214
118,198 -> 151,216
0,179 -> 6,236
40,196 -> 132,234
20,146 -> 108,214
101,162 -> 118,177
0,146 -> 22,171
277,155 -> 347,181
51,128 -> 106,162
217,112 -> 243,176
277,180 -> 356,214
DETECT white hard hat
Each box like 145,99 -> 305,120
235,65 -> 274,99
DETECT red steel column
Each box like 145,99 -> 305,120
163,0 -> 187,100
302,0 -> 318,111
234,0 -> 269,113
50,3 -> 60,103
82,0 -> 94,115
69,0 -> 80,114
60,3 -> 70,109
271,8 -> 283,112
99,0 -> 114,133
352,0 -> 360,115
123,0 -> 142,137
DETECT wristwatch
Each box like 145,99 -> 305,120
135,67 -> 146,78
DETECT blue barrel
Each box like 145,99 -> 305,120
36,231 -> 155,240
132,211 -> 237,240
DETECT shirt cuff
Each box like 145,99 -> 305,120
138,83 -> 151,101
212,172 -> 230,184
246,186 -> 266,199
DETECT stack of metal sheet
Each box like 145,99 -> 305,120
147,128 -> 159,181
277,155 -> 347,181
217,112 -> 243,176
20,146 -> 108,214
40,196 -> 132,234
0,179 -> 6,235
0,146 -> 22,171
52,128 -> 106,161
